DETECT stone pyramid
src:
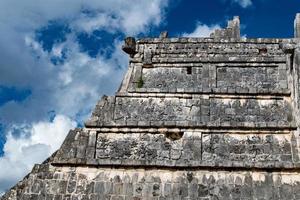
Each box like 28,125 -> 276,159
3,15 -> 300,199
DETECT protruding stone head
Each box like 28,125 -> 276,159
294,13 -> 300,38
122,37 -> 136,57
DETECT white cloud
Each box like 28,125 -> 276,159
0,115 -> 76,193
0,0 -> 168,35
232,0 -> 252,8
0,0 -> 169,194
182,22 -> 221,37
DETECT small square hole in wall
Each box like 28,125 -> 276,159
187,67 -> 192,74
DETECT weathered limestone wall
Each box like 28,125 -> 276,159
86,96 -> 294,128
128,63 -> 289,94
133,39 -> 287,64
52,128 -> 299,169
4,163 -> 300,200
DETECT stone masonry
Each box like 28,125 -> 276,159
3,15 -> 300,199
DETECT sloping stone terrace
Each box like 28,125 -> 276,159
3,163 -> 300,200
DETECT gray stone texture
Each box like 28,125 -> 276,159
53,130 -> 297,169
4,15 -> 300,200
4,163 -> 300,200
86,97 -> 294,128
134,64 -> 289,94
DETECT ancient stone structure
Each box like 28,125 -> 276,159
3,15 -> 300,199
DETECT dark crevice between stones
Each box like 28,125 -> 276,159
164,132 -> 184,140
50,162 -> 300,172
86,125 -> 297,131
93,132 -> 98,159
119,92 -> 291,98
186,67 -> 192,75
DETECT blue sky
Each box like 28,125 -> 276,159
0,0 -> 299,194
165,0 -> 300,38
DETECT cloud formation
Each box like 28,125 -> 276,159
232,0 -> 252,8
182,23 -> 221,37
0,0 -> 168,193
0,115 -> 76,194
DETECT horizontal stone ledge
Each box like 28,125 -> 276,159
131,59 -> 287,64
85,123 -> 297,130
117,92 -> 290,99
85,127 -> 293,134
146,63 -> 282,68
149,58 -> 286,64
136,37 -> 293,44
51,159 -> 300,171
151,52 -> 285,55
151,53 -> 285,57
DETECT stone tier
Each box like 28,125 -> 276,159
86,96 -> 295,129
127,63 -> 289,95
3,162 -> 300,200
51,128 -> 300,170
132,39 -> 290,65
